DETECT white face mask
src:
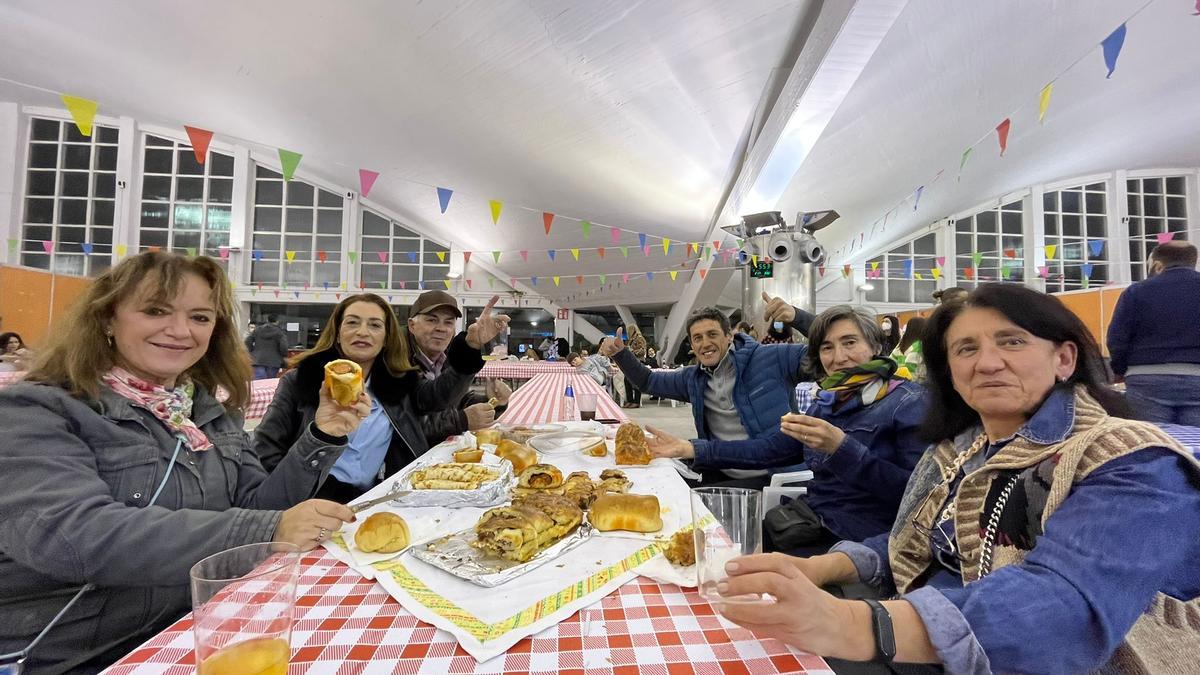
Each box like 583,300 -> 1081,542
882,321 -> 892,331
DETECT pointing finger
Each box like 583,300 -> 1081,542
761,290 -> 771,303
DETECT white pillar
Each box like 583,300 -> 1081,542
0,102 -> 18,264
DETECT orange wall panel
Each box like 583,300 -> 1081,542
0,265 -> 92,348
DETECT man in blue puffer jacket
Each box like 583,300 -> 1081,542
601,306 -> 808,486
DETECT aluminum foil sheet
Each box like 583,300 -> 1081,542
389,453 -> 515,508
410,522 -> 594,587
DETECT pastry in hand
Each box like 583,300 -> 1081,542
589,493 -> 663,533
453,448 -> 484,463
518,463 -> 564,490
614,422 -> 652,465
495,439 -> 538,473
324,359 -> 363,406
663,529 -> 697,566
563,471 -> 597,509
354,512 -> 410,553
411,463 -> 498,489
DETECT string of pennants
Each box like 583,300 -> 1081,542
1,79 -> 704,263
824,0 -> 1193,269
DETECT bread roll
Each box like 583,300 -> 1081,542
615,422 -> 652,465
589,493 -> 662,533
495,439 -> 538,473
324,359 -> 363,406
354,512 -> 410,553
453,448 -> 484,463
518,463 -> 564,489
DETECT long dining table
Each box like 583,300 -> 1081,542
103,373 -> 834,674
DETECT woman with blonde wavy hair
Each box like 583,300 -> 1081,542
0,251 -> 368,672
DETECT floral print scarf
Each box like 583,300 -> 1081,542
101,366 -> 213,451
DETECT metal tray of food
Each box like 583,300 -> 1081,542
410,522 -> 593,587
389,453 -> 515,508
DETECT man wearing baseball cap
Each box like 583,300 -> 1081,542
406,290 -> 510,445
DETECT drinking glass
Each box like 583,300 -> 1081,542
576,392 -> 598,421
690,487 -> 766,604
190,542 -> 300,675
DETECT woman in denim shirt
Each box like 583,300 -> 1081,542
647,305 -> 927,548
711,284 -> 1200,674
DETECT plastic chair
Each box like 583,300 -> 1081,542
762,468 -> 814,511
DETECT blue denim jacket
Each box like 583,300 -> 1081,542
833,388 -> 1200,673
693,379 -> 928,540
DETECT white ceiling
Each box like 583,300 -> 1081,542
783,0 -> 1200,267
2,1 -> 1198,309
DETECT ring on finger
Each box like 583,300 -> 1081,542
317,526 -> 328,542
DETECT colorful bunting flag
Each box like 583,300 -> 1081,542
348,251 -> 359,263
463,251 -> 472,265
570,248 -> 580,261
903,260 -> 914,279
531,276 -> 539,286
932,268 -> 942,280
1082,263 -> 1094,278
599,274 -> 606,284
185,246 -> 196,257
597,247 -> 605,259
1088,240 -> 1104,256
1156,231 -> 1176,244
552,276 -> 560,287
958,148 -> 972,180
548,249 -> 556,262
115,243 -> 127,257
184,126 -> 214,164
575,275 -> 583,285
435,251 -> 445,262
6,238 -> 17,252
437,187 -> 453,213
1101,24 -> 1126,78
913,185 -> 924,211
60,94 -> 98,137
646,272 -> 654,281
870,261 -> 880,271
1004,248 -> 1018,259
443,280 -> 452,289
359,169 -> 379,198
1045,244 -> 1057,260
1038,83 -> 1054,124
842,265 -> 851,279
996,118 -> 1011,156
217,245 -> 229,260
278,149 -> 303,181
492,251 -> 502,263
580,221 -> 591,239
914,272 -> 924,281
488,200 -> 502,225
669,271 -> 678,281
407,251 -> 417,263
610,227 -> 620,244
520,250 -> 529,262
1001,265 -> 1012,280
818,266 -> 825,278
699,268 -> 708,279
542,212 -> 554,235
466,279 -> 473,289
971,251 -> 983,267
81,242 -> 94,255
662,239 -> 671,256
964,267 -> 976,280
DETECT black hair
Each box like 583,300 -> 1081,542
685,307 -> 731,338
880,314 -> 901,354
919,283 -> 1130,443
266,314 -> 279,323
898,316 -> 927,354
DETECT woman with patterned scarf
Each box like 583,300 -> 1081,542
0,251 -> 369,673
646,305 -> 928,553
711,284 -> 1200,674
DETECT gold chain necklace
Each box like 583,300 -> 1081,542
933,433 -> 989,527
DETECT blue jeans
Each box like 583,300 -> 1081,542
1125,374 -> 1200,426
252,365 -> 279,380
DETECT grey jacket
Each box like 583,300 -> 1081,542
245,323 -> 289,368
577,355 -> 611,387
0,382 -> 345,674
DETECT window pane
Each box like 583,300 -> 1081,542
63,145 -> 91,170
251,262 -> 278,284
1165,176 -> 1185,195
31,118 -> 60,141
976,211 -> 997,233
64,125 -> 90,143
254,206 -> 282,231
286,207 -> 313,232
977,234 -> 998,254
318,189 -> 341,208
92,227 -> 113,244
95,127 -> 120,144
1085,192 -> 1105,215
177,149 -> 204,175
60,199 -> 87,225
61,172 -> 89,197
1127,194 -> 1141,217
317,209 -> 342,234
174,204 -> 203,229
1167,196 -> 1186,219
316,235 -> 341,253
93,200 -> 114,227
94,173 -> 115,197
363,211 -> 388,236
26,198 -> 54,223
1062,215 -> 1081,238
286,182 -> 313,206
204,231 -> 230,250
256,164 -> 281,179
140,229 -> 169,248
1086,216 -> 1105,239
1144,196 -> 1162,218
256,180 -> 283,205
252,234 -> 281,252
175,177 -> 204,202
145,134 -> 173,147
955,232 -> 971,253
207,206 -> 231,231
1143,178 -> 1162,194
284,235 -> 312,253
29,143 -> 58,169
314,262 -> 340,284
140,202 -> 169,228
1043,192 -> 1057,212
27,170 -> 56,196
60,226 -> 85,243
361,237 -> 389,253
144,148 -> 173,174
96,146 -> 118,172
393,223 -> 418,238
142,175 -> 172,201
210,153 -> 234,176
361,264 -> 389,285
174,231 -> 201,251
208,178 -> 232,204
394,265 -> 421,282
1060,190 -> 1081,214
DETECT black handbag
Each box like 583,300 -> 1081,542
764,497 -> 827,550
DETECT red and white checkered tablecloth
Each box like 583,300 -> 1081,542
478,360 -> 575,380
498,373 -> 628,425
0,372 -> 278,421
103,548 -> 833,674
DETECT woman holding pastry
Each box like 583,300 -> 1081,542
0,252 -> 364,672
255,293 -> 508,501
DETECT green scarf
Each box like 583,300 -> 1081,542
818,357 -> 899,406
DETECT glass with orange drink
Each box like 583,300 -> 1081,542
190,542 -> 299,674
